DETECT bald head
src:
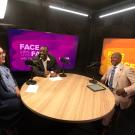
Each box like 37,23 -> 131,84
111,52 -> 122,66
39,46 -> 48,60
40,47 -> 48,53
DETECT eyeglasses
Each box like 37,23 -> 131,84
0,52 -> 6,57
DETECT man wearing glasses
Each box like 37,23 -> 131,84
0,46 -> 22,132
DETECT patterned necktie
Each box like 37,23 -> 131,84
108,66 -> 116,89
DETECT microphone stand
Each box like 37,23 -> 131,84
59,63 -> 67,77
26,67 -> 36,85
89,76 -> 97,84
86,64 -> 98,84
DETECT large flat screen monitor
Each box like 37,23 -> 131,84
8,29 -> 79,71
100,38 -> 135,75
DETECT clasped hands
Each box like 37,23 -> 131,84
100,80 -> 127,97
115,89 -> 127,97
44,70 -> 57,77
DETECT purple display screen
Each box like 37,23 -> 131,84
8,29 -> 79,71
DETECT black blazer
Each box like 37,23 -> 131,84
32,54 -> 57,77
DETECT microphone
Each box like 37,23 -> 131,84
59,56 -> 70,77
86,62 -> 100,68
25,60 -> 34,65
39,54 -> 47,61
25,60 -> 39,67
25,60 -> 37,85
60,57 -> 70,64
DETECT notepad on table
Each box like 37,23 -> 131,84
26,84 -> 39,93
49,76 -> 63,81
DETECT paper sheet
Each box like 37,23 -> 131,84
26,84 -> 39,93
49,76 -> 63,81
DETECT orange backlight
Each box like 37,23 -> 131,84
100,38 -> 135,75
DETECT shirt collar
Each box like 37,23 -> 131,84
113,63 -> 121,68
47,56 -> 50,61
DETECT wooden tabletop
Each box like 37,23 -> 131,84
20,73 -> 115,123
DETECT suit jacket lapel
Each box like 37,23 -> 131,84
113,64 -> 123,88
39,59 -> 45,71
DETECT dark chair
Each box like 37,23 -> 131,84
0,112 -> 22,135
0,99 -> 23,135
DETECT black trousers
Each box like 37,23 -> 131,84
0,97 -> 23,128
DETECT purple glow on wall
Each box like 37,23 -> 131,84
8,29 -> 79,71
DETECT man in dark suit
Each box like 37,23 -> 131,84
32,46 -> 57,77
0,46 -> 22,129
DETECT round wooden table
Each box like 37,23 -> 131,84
20,73 -> 115,123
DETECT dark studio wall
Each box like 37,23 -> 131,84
0,0 -> 93,85
0,0 -> 135,86
0,0 -> 92,70
83,8 -> 135,80
92,9 -> 135,61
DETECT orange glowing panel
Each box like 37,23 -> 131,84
100,38 -> 135,75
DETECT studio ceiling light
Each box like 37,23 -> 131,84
0,0 -> 8,19
49,5 -> 89,17
99,5 -> 135,18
